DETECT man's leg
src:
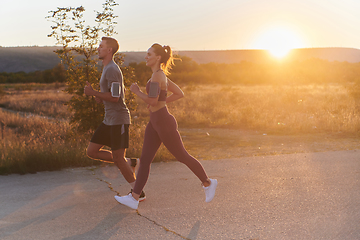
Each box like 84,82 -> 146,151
87,142 -> 135,182
112,148 -> 136,187
86,142 -> 113,162
86,123 -> 114,163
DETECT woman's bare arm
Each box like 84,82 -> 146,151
166,79 -> 184,103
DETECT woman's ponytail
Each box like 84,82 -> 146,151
151,43 -> 175,75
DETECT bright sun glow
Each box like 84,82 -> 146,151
252,26 -> 304,58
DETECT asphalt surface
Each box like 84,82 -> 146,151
1,150 -> 360,240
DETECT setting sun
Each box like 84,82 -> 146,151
252,26 -> 305,58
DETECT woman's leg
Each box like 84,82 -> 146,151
156,113 -> 209,184
115,110 -> 217,208
133,122 -> 162,196
157,115 -> 217,202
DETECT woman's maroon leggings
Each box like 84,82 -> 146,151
133,107 -> 209,195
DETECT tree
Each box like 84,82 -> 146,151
47,0 -> 136,133
51,64 -> 67,83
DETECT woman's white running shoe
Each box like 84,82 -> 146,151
114,193 -> 139,210
203,179 -> 218,203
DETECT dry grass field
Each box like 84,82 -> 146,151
172,84 -> 360,133
132,83 -> 360,133
0,90 -> 70,119
1,83 -> 360,174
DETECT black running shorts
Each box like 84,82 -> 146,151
90,123 -> 129,150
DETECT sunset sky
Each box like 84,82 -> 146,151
1,0 -> 359,53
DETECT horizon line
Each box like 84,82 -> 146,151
1,46 -> 360,52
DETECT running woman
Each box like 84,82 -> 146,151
114,43 -> 217,210
84,37 -> 145,201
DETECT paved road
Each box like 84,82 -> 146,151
1,150 -> 360,240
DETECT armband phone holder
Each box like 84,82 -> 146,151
111,82 -> 120,97
148,82 -> 160,98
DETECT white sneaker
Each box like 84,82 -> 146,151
203,179 -> 218,203
114,193 -> 139,210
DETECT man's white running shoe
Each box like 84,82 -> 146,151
114,193 -> 139,210
203,178 -> 218,202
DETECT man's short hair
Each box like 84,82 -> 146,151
102,37 -> 119,55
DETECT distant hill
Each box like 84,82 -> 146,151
288,48 -> 360,63
1,46 -> 360,73
0,47 -> 59,73
177,48 -> 360,64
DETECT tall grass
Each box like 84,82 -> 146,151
0,82 -> 66,91
0,89 -> 70,119
0,100 -> 172,175
0,110 -> 91,174
169,84 -> 360,134
1,83 -> 360,175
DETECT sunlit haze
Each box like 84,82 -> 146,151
1,0 -> 359,52
252,26 -> 306,58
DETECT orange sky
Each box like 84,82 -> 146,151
1,0 -> 359,52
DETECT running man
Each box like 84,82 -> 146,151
84,37 -> 145,201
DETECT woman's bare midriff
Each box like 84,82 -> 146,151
149,101 -> 166,112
